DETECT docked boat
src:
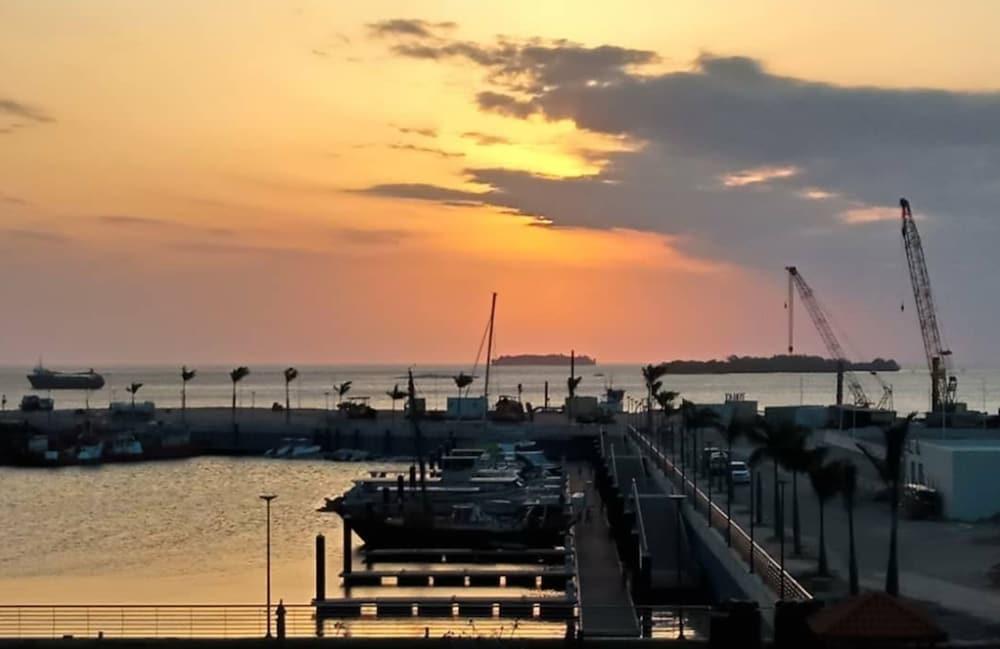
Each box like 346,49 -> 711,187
27,365 -> 105,390
342,501 -> 573,549
264,437 -> 323,459
76,441 -> 103,464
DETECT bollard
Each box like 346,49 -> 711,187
342,518 -> 353,575
409,465 -> 416,489
397,474 -> 405,502
315,534 -> 326,601
276,600 -> 286,640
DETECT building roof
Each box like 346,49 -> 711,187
808,592 -> 946,642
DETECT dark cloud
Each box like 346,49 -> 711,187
476,92 -> 536,119
0,98 -> 53,124
461,131 -> 511,146
355,183 -> 488,204
388,143 -> 463,158
367,19 -> 457,39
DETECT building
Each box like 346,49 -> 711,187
906,438 -> 1000,521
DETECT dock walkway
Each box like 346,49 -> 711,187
570,461 -> 640,638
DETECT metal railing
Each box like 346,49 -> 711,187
0,603 -> 719,640
627,426 -> 813,602
632,477 -> 650,556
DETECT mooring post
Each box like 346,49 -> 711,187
342,518 -> 353,575
315,534 -> 326,601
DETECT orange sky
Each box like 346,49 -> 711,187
2,1 -> 998,365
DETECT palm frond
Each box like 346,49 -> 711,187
284,367 -> 299,382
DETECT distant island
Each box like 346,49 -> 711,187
493,354 -> 597,367
659,354 -> 899,374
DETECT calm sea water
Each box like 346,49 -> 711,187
1,363 -> 999,416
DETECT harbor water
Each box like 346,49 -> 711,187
3,364 -> 1000,416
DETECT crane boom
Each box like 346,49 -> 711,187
899,198 -> 954,412
786,266 -> 871,407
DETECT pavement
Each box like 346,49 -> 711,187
697,431 -> 1000,642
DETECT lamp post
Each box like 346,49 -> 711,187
749,466 -> 755,574
260,494 -> 277,638
777,479 -> 788,600
667,493 -> 687,640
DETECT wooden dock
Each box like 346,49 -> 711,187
362,547 -> 571,565
341,568 -> 573,588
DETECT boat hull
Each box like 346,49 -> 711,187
28,373 -> 105,390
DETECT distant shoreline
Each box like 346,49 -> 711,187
493,354 -> 597,367
658,354 -> 899,374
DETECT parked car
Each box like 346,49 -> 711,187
902,483 -> 942,520
729,460 -> 751,485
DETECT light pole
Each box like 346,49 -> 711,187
260,494 -> 277,638
749,466 -> 755,574
667,493 -> 687,640
777,479 -> 788,600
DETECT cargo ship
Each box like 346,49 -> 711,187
27,365 -> 105,390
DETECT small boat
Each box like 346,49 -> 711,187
77,441 -> 103,465
265,437 -> 323,459
28,365 -> 105,390
106,434 -> 143,461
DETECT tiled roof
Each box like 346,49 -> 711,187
808,592 -> 947,641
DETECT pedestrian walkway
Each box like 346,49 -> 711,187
569,461 -> 640,638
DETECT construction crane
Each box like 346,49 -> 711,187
786,266 -> 879,408
900,197 -> 956,412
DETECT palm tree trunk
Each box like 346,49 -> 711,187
792,471 -> 802,555
773,459 -> 780,537
181,382 -> 186,422
231,383 -> 237,418
887,482 -> 900,595
818,501 -> 828,576
726,438 -> 733,546
848,499 -> 859,595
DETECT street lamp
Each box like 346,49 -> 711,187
667,493 -> 687,640
749,466 -> 755,574
260,494 -> 277,638
777,479 -> 788,600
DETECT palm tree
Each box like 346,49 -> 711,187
858,413 -> 916,596
334,381 -> 352,411
386,384 -> 407,428
654,388 -> 679,453
747,417 -> 806,538
452,372 -> 474,419
283,367 -> 299,421
126,382 -> 143,410
181,366 -> 196,422
781,431 -> 815,556
229,366 -> 250,418
806,448 -> 840,576
641,363 -> 669,433
840,460 -> 860,594
680,400 -> 721,502
720,417 -> 751,546
566,375 -> 582,421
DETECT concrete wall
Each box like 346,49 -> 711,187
908,440 -> 1000,521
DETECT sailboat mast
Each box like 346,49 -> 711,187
482,292 -> 497,418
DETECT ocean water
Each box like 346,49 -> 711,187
2,363 -> 999,416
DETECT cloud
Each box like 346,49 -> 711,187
395,126 -> 437,138
388,143 -> 463,158
99,214 -> 168,227
0,98 -> 53,124
476,92 -> 536,119
721,165 -> 799,188
333,227 -> 413,245
461,131 -> 511,146
6,228 -> 69,243
838,206 -> 901,224
1,192 -> 27,205
367,19 -> 456,39
355,182 -> 489,204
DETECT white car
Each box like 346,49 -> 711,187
729,461 -> 751,485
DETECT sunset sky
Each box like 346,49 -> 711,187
3,1 -> 1000,366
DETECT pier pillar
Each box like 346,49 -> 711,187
315,534 -> 326,601
342,518 -> 353,575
